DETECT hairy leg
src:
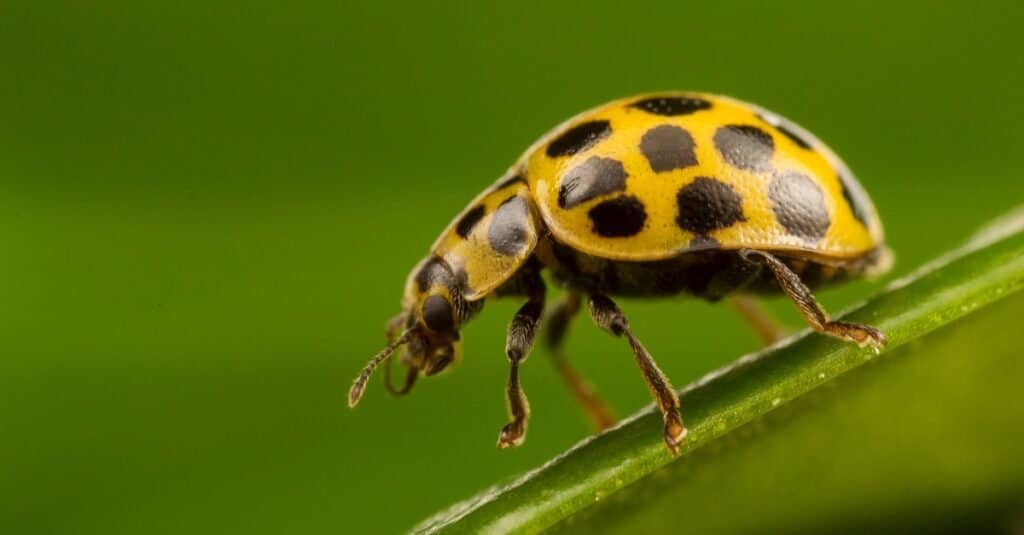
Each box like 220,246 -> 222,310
740,249 -> 886,350
588,294 -> 686,455
497,271 -> 546,449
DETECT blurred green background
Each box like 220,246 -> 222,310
2,1 -> 1022,533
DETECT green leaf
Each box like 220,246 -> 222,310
414,206 -> 1024,534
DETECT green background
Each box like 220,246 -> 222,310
2,2 -> 1021,533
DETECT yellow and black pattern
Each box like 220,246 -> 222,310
523,92 -> 884,262
404,93 -> 886,305
415,173 -> 539,301
353,93 -> 892,455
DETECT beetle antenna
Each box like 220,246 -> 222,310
383,355 -> 419,396
348,329 -> 415,408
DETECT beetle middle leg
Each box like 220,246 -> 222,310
588,294 -> 686,455
740,249 -> 887,350
545,292 -> 617,431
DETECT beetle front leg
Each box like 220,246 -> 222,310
497,278 -> 546,449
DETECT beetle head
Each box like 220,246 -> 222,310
348,257 -> 477,408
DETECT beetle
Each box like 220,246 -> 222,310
348,92 -> 891,454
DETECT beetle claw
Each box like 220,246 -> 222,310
497,421 -> 527,449
663,410 -> 687,456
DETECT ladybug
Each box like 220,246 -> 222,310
348,93 -> 891,455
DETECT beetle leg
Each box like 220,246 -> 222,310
588,294 -> 686,455
729,295 -> 788,345
497,273 -> 546,449
740,249 -> 887,351
545,292 -> 617,431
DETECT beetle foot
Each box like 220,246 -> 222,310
663,410 -> 687,456
826,321 -> 887,352
498,420 -> 527,449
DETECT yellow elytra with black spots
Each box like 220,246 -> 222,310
416,92 -> 887,308
527,93 -> 884,263
350,93 -> 891,454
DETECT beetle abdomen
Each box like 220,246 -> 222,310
541,238 -> 882,300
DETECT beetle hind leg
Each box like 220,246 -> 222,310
740,249 -> 887,351
588,294 -> 686,455
545,292 -> 617,431
729,295 -> 789,345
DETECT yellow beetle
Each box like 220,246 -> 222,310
348,93 -> 891,455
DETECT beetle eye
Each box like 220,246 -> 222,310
421,294 -> 455,332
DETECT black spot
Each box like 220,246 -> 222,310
757,113 -> 812,149
488,195 -> 531,256
558,156 -> 627,209
630,96 -> 712,116
415,257 -> 452,292
588,195 -> 647,237
422,294 -> 454,332
546,120 -> 612,157
713,125 -> 775,171
639,125 -> 697,173
493,173 -> 526,191
675,177 -> 747,234
768,172 -> 831,241
688,235 -> 721,250
455,205 -> 486,238
838,171 -> 871,227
